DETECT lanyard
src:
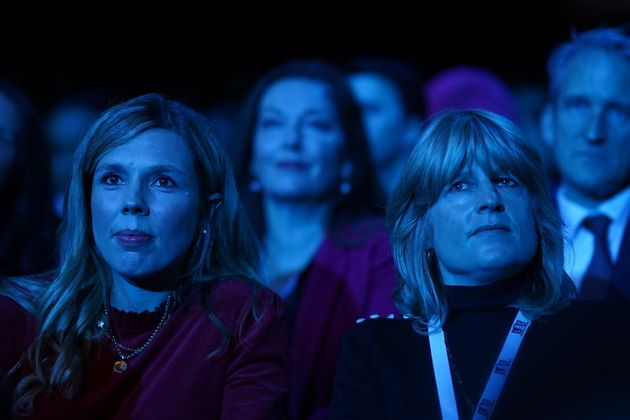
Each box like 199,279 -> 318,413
429,310 -> 531,420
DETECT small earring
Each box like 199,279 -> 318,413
339,181 -> 351,195
338,160 -> 353,196
202,229 -> 208,235
249,179 -> 261,193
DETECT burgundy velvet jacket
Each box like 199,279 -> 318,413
289,219 -> 398,419
0,278 -> 290,420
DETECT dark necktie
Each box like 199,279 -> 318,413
579,214 -> 614,300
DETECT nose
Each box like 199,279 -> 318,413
282,122 -> 302,149
121,184 -> 149,215
584,108 -> 606,144
476,183 -> 505,213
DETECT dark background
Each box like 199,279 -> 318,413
2,1 -> 630,114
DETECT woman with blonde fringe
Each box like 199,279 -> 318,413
332,109 -> 630,419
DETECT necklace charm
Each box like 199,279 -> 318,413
104,291 -> 175,375
113,360 -> 128,373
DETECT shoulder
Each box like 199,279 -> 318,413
534,299 -> 630,346
339,315 -> 422,370
347,314 -> 416,344
558,299 -> 630,320
200,277 -> 284,321
558,299 -> 630,326
0,294 -> 32,319
0,273 -> 54,314
0,294 -> 38,351
207,277 -> 280,304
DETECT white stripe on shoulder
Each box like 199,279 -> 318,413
355,313 -> 404,323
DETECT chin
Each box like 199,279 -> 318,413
478,255 -> 524,275
268,188 -> 330,201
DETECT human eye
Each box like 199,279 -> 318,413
304,118 -> 335,132
562,97 -> 590,116
152,175 -> 177,188
258,115 -> 282,129
494,176 -> 519,188
101,173 -> 123,186
448,180 -> 470,192
605,104 -> 630,126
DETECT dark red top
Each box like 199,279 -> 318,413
0,278 -> 290,419
289,219 -> 398,419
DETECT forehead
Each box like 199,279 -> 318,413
96,128 -> 196,170
349,73 -> 401,102
260,77 -> 335,115
558,48 -> 630,102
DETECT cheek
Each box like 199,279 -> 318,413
429,209 -> 460,250
155,199 -> 200,245
613,136 -> 630,160
91,191 -> 113,228
312,137 -> 344,168
517,209 -> 539,257
251,138 -> 274,175
432,223 -> 458,254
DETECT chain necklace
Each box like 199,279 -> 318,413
443,330 -> 476,415
103,292 -> 174,373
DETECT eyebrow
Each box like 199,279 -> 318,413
94,163 -> 188,175
261,106 -> 333,118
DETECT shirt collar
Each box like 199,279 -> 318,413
557,184 -> 630,236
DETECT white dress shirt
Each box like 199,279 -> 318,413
557,185 -> 630,290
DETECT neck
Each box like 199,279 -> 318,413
562,182 -> 619,209
262,196 -> 331,283
110,274 -> 174,312
441,269 -> 514,287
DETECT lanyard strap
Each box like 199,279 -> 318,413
429,324 -> 460,420
429,310 -> 531,420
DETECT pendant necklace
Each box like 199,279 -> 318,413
103,292 -> 174,373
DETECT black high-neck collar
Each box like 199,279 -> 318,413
444,274 -> 529,315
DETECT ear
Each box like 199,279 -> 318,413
249,157 -> 260,178
340,160 -> 354,179
540,103 -> 555,147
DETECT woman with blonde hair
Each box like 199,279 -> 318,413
1,93 -> 289,419
332,109 -> 630,419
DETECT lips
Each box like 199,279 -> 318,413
470,224 -> 511,236
573,151 -> 608,160
276,161 -> 308,170
114,230 -> 154,247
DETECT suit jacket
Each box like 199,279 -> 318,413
611,224 -> 630,299
552,183 -> 630,301
288,218 -> 398,420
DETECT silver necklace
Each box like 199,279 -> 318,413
103,292 -> 174,373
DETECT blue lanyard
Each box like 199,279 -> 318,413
429,310 -> 531,420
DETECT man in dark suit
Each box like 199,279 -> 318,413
541,25 -> 630,300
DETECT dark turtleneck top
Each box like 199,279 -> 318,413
332,278 -> 630,419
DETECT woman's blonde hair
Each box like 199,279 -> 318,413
388,109 -> 575,333
6,93 -> 263,414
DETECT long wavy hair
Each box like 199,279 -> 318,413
230,60 -> 383,244
388,109 -> 576,333
5,93 -> 263,414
